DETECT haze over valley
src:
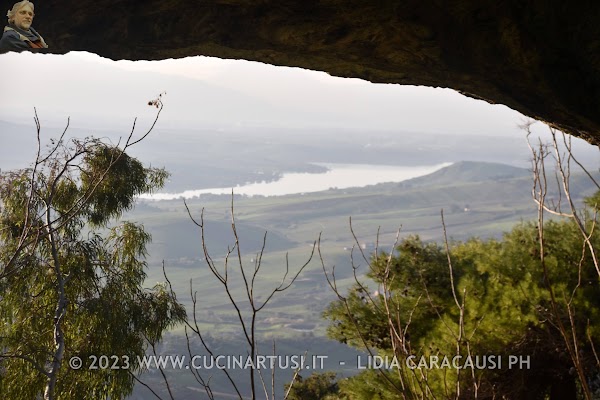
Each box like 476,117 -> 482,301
1,51 -> 599,400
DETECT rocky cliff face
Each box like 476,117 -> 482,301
33,0 -> 600,144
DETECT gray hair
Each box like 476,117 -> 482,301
7,1 -> 34,24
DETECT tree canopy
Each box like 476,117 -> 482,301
0,133 -> 186,399
323,212 -> 600,399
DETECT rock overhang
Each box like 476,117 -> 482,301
28,0 -> 600,145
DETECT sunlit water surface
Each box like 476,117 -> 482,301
140,162 -> 453,200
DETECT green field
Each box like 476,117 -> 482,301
124,161 -> 598,399
130,161 -> 597,336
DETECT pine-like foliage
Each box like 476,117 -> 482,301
324,208 -> 600,399
0,137 -> 186,399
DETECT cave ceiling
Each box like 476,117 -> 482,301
34,0 -> 600,145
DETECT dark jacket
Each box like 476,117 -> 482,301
0,24 -> 48,53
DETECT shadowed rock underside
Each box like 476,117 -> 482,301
33,0 -> 600,144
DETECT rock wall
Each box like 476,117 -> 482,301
33,0 -> 600,144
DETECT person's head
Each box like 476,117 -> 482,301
7,1 -> 34,30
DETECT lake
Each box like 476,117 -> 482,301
140,162 -> 452,200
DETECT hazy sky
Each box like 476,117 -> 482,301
0,51 -> 531,136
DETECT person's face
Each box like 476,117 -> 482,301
13,4 -> 34,30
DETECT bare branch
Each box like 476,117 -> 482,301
128,370 -> 167,400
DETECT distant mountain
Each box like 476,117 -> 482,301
399,161 -> 531,188
0,53 -> 302,131
0,120 -> 38,170
0,119 -> 130,171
